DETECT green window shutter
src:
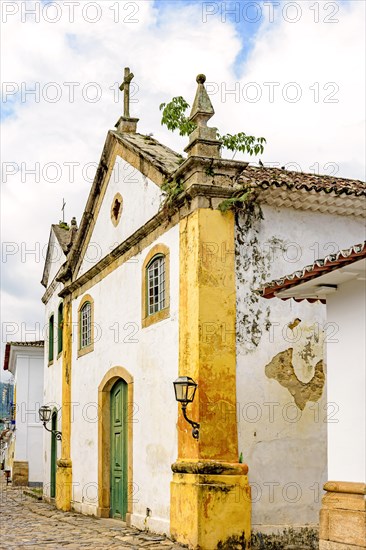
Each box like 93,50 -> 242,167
58,303 -> 63,354
49,315 -> 54,362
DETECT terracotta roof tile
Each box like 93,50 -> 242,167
239,166 -> 365,196
259,241 -> 366,301
3,341 -> 44,370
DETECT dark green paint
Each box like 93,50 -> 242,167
110,379 -> 128,519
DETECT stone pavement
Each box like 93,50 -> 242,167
0,474 -> 186,550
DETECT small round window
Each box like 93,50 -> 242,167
110,193 -> 123,226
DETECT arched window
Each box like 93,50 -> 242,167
78,294 -> 94,357
142,244 -> 170,328
80,302 -> 92,349
147,255 -> 165,315
48,314 -> 54,363
57,302 -> 63,355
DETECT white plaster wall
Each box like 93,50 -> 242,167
43,283 -> 63,496
70,225 -> 179,533
327,278 -> 366,482
27,356 -> 44,483
78,156 -> 163,277
235,205 -> 364,528
12,351 -> 44,483
13,357 -> 28,462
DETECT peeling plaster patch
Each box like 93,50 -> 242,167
290,321 -> 325,383
299,339 -> 315,364
265,348 -> 325,410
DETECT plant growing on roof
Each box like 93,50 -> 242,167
160,177 -> 184,214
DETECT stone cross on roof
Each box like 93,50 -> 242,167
119,67 -> 134,119
61,198 -> 66,223
115,66 -> 139,134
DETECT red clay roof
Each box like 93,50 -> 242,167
259,241 -> 366,303
3,341 -> 44,371
239,166 -> 365,196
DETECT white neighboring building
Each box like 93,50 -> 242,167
260,242 -> 366,550
3,341 -> 44,485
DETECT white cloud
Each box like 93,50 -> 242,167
1,0 -> 364,374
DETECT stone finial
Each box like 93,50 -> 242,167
115,67 -> 139,134
67,217 -> 78,253
185,74 -> 221,158
189,74 -> 214,126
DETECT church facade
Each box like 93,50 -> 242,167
41,71 -> 365,548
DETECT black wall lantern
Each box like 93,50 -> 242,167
173,376 -> 200,440
39,406 -> 62,441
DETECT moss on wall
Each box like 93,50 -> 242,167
251,527 -> 318,549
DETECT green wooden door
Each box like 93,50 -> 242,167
110,379 -> 128,519
50,412 -> 57,498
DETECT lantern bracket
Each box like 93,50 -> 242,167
39,406 -> 62,441
181,403 -> 200,440
42,422 -> 62,441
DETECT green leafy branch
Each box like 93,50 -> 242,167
159,96 -> 266,157
159,96 -> 196,137
220,133 -> 266,157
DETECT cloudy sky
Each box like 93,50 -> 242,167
1,0 -> 365,380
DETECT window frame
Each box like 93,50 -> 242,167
78,294 -> 94,357
146,254 -> 166,316
48,314 -> 54,365
142,244 -> 170,328
57,302 -> 63,357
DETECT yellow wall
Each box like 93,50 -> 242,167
56,298 -> 72,511
178,209 -> 238,461
171,209 -> 251,549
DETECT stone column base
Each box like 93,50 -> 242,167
12,461 -> 29,486
96,506 -> 110,518
170,461 -> 251,550
320,542 -> 366,550
55,458 -> 72,511
319,481 -> 366,549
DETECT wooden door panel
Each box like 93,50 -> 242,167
110,379 -> 127,520
113,432 -> 122,469
50,412 -> 57,499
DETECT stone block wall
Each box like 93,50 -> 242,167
12,461 -> 29,486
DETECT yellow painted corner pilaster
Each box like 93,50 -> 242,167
178,208 -> 238,461
170,471 -> 251,549
56,298 -> 72,511
55,458 -> 72,511
171,208 -> 251,549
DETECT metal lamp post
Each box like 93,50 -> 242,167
39,406 -> 62,441
173,376 -> 200,440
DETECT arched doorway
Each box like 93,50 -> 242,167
50,410 -> 58,498
97,367 -> 133,523
110,379 -> 128,519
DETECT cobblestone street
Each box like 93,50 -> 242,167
0,475 -> 185,550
